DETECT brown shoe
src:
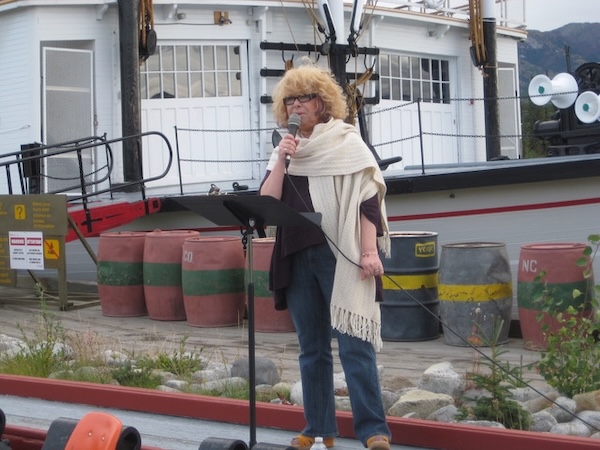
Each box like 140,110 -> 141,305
290,435 -> 335,450
366,435 -> 390,450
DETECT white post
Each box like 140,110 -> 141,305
328,0 -> 346,41
482,0 -> 495,19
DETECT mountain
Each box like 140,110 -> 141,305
518,23 -> 600,95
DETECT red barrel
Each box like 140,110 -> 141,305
143,230 -> 200,321
249,237 -> 295,333
182,236 -> 246,327
97,231 -> 147,317
517,242 -> 594,350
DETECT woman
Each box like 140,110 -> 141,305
259,59 -> 392,450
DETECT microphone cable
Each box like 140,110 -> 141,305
280,166 -> 600,432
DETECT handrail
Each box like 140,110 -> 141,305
0,130 -> 173,203
52,131 -> 173,203
1,135 -> 112,197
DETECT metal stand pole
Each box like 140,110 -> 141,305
246,218 -> 257,448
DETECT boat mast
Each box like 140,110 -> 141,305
481,0 -> 501,160
117,0 -> 143,188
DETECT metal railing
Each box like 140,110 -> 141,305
1,131 -> 173,202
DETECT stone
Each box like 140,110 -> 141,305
524,391 -> 559,413
192,363 -> 231,382
231,356 -> 280,385
102,349 -> 130,367
157,385 -> 181,392
193,376 -> 248,394
575,410 -> 600,434
381,389 -> 401,413
388,389 -> 454,419
548,396 -> 577,423
510,385 -> 557,403
418,362 -> 465,398
335,396 -> 352,411
0,334 -> 24,357
550,421 -> 591,437
459,420 -> 505,428
165,379 -> 189,390
574,390 -> 600,412
530,410 -> 558,432
427,405 -> 459,423
290,380 -> 303,405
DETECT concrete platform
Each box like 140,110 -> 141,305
0,394 -> 426,450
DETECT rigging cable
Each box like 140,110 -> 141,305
468,0 -> 486,69
139,0 -> 156,62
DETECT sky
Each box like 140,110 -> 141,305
525,0 -> 600,31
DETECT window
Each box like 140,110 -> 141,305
140,44 -> 241,99
379,54 -> 450,104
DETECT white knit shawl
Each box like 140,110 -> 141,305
267,119 -> 390,351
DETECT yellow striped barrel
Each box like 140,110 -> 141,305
438,242 -> 513,347
381,231 -> 440,342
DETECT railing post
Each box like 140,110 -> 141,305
417,98 -> 426,174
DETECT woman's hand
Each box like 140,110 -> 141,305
278,134 -> 299,164
360,253 -> 384,280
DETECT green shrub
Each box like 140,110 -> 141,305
459,319 -> 531,430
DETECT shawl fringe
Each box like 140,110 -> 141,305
331,304 -> 383,352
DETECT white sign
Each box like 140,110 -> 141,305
9,231 -> 44,270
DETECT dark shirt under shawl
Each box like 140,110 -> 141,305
261,172 -> 384,310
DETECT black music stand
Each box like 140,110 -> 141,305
171,194 -> 321,449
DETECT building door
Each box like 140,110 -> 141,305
371,53 -> 457,169
140,41 -> 251,192
42,47 -> 94,193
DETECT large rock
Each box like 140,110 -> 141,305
548,396 -> 577,423
574,390 -> 600,412
524,390 -> 559,413
418,362 -> 465,398
576,411 -> 600,435
192,362 -> 231,382
231,356 -> 280,385
388,389 -> 454,419
530,410 -> 558,432
427,405 -> 459,423
550,421 -> 591,437
0,334 -> 24,357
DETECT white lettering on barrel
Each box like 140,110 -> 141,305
521,259 -> 537,273
182,250 -> 194,263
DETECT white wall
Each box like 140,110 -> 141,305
0,10 -> 40,194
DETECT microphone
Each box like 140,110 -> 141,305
285,113 -> 302,169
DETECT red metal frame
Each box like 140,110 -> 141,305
66,198 -> 162,242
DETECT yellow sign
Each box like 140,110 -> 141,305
44,239 -> 60,259
14,204 -> 26,220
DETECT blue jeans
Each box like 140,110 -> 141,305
285,243 -> 391,445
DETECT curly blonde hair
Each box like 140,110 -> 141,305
272,59 -> 348,127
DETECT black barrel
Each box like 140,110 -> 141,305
381,231 -> 440,341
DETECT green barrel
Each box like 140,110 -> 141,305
143,229 -> 200,321
182,236 -> 246,327
250,237 -> 295,332
97,231 -> 147,317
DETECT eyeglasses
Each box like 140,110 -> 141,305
283,93 -> 317,106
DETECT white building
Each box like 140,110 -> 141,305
0,0 -> 526,196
